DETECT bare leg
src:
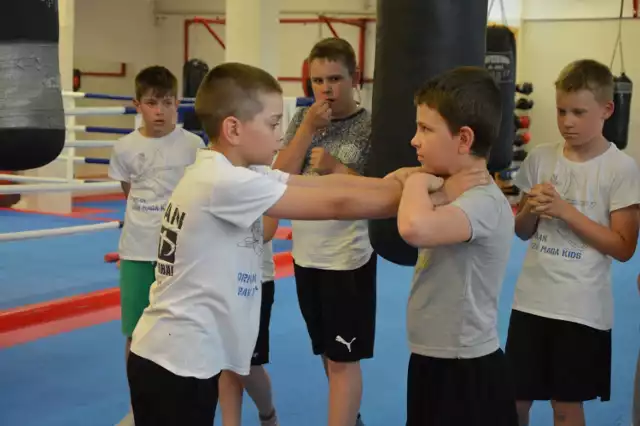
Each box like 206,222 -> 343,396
242,366 -> 278,424
326,359 -> 362,426
219,371 -> 244,426
551,401 -> 586,426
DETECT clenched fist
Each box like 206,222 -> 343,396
309,147 -> 341,175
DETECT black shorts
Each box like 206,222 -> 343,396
294,254 -> 376,362
407,349 -> 518,426
127,352 -> 220,426
252,280 -> 275,366
505,309 -> 612,402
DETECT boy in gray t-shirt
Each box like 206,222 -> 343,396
388,66 -> 518,426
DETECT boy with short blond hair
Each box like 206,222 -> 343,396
126,62 -> 403,426
506,59 -> 640,426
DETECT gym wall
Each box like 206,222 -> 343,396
519,0 -> 640,164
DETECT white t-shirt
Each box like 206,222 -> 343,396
108,127 -> 203,261
262,241 -> 275,283
130,150 -> 289,379
513,142 -> 640,330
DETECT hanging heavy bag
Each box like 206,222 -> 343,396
181,59 -> 209,134
366,0 -> 489,266
485,25 -> 517,173
603,73 -> 632,150
0,0 -> 65,171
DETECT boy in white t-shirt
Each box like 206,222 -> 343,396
108,66 -> 202,363
126,62 -> 403,426
506,59 -> 640,426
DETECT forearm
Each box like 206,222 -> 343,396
339,183 -> 402,220
561,206 -> 635,261
515,204 -> 539,241
120,182 -> 130,198
272,125 -> 314,174
289,173 -> 385,190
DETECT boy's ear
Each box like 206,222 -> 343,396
603,100 -> 615,120
457,126 -> 475,154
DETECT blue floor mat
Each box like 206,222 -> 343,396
1,239 -> 638,426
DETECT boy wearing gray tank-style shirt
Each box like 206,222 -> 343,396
387,66 -> 518,426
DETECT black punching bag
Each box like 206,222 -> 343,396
485,25 -> 517,172
366,0 -> 489,266
0,0 -> 65,171
603,73 -> 632,150
182,59 -> 209,132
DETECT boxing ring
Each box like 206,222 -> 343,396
0,89 -> 300,336
0,92 -> 309,244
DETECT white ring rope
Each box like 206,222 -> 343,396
0,181 -> 120,195
0,221 -> 123,242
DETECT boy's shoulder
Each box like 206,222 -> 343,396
176,128 -> 205,146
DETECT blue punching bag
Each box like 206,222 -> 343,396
0,0 -> 65,171
366,0 -> 489,266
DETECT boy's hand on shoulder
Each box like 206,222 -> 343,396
384,166 -> 431,187
309,147 -> 340,175
404,172 -> 445,193
439,168 -> 491,204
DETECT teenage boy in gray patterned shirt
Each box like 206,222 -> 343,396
273,37 -> 371,426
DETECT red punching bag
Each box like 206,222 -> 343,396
603,73 -> 632,150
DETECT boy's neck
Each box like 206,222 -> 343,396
440,156 -> 488,179
208,143 -> 249,168
140,124 -> 176,139
563,134 -> 610,162
331,99 -> 359,119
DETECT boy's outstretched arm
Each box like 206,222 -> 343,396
265,179 -> 402,221
533,184 -> 639,262
287,166 -> 426,191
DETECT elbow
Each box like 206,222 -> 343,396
613,249 -> 635,263
398,215 -> 428,247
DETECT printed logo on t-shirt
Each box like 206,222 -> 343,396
237,272 -> 259,298
156,202 -> 186,277
237,220 -> 263,256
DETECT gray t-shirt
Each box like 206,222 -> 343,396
407,182 -> 514,359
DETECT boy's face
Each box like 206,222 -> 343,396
238,92 -> 284,166
134,90 -> 179,136
411,104 -> 472,176
555,89 -> 613,147
308,58 -> 354,116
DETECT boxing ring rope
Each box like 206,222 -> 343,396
0,221 -> 123,242
0,91 -> 306,243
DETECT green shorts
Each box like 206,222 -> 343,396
119,260 -> 156,337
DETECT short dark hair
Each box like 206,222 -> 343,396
195,62 -> 282,140
134,66 -> 178,100
308,37 -> 357,76
414,67 -> 502,159
555,59 -> 614,103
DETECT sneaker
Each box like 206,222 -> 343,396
355,413 -> 365,426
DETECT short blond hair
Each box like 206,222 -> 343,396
555,59 -> 614,103
195,62 -> 282,141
